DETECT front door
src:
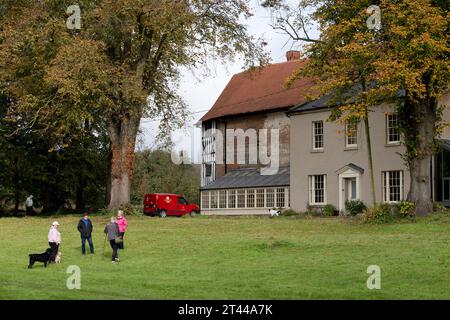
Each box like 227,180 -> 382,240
345,178 -> 357,201
337,166 -> 362,211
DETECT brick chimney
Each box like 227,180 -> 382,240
286,50 -> 301,61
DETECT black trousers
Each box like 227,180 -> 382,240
49,242 -> 59,262
109,240 -> 118,261
118,232 -> 125,249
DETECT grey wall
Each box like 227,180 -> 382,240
290,103 -> 409,212
290,93 -> 450,212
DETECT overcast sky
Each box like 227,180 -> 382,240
137,0 -> 318,163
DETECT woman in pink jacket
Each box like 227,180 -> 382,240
116,210 -> 128,250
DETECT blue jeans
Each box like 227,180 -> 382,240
81,236 -> 94,254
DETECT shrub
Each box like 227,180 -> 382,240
122,204 -> 143,216
433,202 -> 447,213
345,200 -> 367,216
399,201 -> 415,218
96,208 -> 113,216
323,204 -> 337,217
363,203 -> 395,224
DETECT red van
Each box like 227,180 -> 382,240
143,193 -> 200,217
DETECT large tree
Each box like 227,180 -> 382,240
1,0 -> 268,209
264,0 -> 449,215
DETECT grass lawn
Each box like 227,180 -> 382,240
0,214 -> 449,300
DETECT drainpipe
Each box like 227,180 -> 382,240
224,120 -> 227,174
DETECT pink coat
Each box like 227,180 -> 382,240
48,227 -> 61,244
116,216 -> 128,233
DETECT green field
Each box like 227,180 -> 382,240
0,214 -> 449,299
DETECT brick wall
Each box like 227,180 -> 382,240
213,110 -> 291,178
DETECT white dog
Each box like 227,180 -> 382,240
54,252 -> 62,264
269,209 -> 281,217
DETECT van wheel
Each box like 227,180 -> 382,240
160,210 -> 167,218
190,211 -> 199,217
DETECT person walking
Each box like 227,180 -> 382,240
48,221 -> 61,263
116,210 -> 128,250
104,217 -> 120,263
25,195 -> 34,216
77,213 -> 94,254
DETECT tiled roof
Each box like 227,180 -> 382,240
200,166 -> 290,190
288,83 -> 407,114
200,60 -> 314,122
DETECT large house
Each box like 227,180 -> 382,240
198,52 -> 449,215
198,51 -> 312,215
287,93 -> 450,212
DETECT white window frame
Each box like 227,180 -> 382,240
211,191 -> 219,209
237,189 -> 246,208
386,113 -> 400,145
266,188 -> 275,208
246,189 -> 255,208
309,175 -> 327,205
256,188 -> 265,208
312,121 -> 324,151
275,188 -> 285,208
382,171 -> 404,203
345,120 -> 358,148
201,191 -> 210,210
228,189 -> 237,209
202,187 -> 290,210
219,190 -> 227,209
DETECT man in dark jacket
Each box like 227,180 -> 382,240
77,213 -> 94,254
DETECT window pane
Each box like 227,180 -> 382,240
210,191 -> 218,208
247,189 -> 255,208
228,190 -> 236,208
276,188 -> 286,208
383,171 -> 403,202
309,175 -> 326,204
205,164 -> 212,177
314,175 -> 324,203
237,190 -> 245,208
201,192 -> 210,209
313,121 -> 324,149
387,114 -> 400,143
351,179 -> 357,199
443,179 -> 450,201
346,121 -> 358,146
266,188 -> 275,208
219,190 -> 227,208
256,189 -> 265,208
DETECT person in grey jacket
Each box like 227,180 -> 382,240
104,217 -> 120,263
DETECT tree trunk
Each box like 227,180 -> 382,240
14,198 -> 20,216
408,153 -> 433,216
106,113 -> 141,209
364,112 -> 377,205
75,177 -> 85,212
13,155 -> 20,215
403,98 -> 437,216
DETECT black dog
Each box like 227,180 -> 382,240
28,248 -> 52,269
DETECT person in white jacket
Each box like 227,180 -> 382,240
25,195 -> 33,215
48,221 -> 61,263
